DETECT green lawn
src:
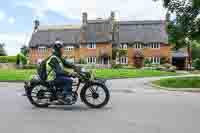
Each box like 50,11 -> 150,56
95,69 -> 177,79
153,76 -> 200,91
0,69 -> 178,81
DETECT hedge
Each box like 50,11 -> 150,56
0,56 -> 17,63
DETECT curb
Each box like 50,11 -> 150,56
150,82 -> 200,93
110,89 -> 135,93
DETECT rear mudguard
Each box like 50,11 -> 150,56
24,80 -> 45,96
24,82 -> 31,96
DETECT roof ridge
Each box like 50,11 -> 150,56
38,24 -> 81,31
118,20 -> 165,24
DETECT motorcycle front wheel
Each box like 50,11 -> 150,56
80,83 -> 110,108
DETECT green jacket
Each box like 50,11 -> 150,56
46,55 -> 76,80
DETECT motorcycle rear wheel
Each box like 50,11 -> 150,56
27,85 -> 50,108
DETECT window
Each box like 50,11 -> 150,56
150,42 -> 160,49
134,43 -> 143,49
87,57 -> 96,64
87,43 -> 96,49
38,47 -> 47,53
149,57 -> 160,64
120,43 -> 128,50
120,57 -> 128,64
64,46 -> 74,51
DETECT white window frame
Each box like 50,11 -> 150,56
151,42 -> 160,49
120,56 -> 128,64
64,46 -> 74,51
134,43 -> 143,49
149,57 -> 160,64
87,42 -> 96,49
120,44 -> 123,49
38,46 -> 47,53
120,43 -> 128,50
87,57 -> 96,64
123,43 -> 128,49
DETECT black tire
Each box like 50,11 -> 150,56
27,85 -> 50,108
80,83 -> 110,108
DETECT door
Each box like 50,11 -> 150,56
172,57 -> 186,70
100,57 -> 109,64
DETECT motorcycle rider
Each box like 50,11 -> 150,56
46,40 -> 80,104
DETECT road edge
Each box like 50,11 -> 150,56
149,82 -> 200,93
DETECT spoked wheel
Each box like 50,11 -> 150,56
27,85 -> 51,108
81,83 -> 110,108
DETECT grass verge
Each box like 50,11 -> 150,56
152,76 -> 200,91
0,69 -> 178,81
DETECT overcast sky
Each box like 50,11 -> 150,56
0,0 -> 166,55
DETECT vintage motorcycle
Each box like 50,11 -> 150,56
24,68 -> 110,108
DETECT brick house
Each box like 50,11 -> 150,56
28,12 -> 171,67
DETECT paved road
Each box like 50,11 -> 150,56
0,77 -> 200,133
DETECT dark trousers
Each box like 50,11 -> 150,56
55,76 -> 73,96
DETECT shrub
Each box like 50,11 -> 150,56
144,58 -> 151,67
193,58 -> 200,70
162,63 -> 172,69
16,54 -> 27,65
121,65 -> 136,69
79,57 -> 87,64
112,64 -> 123,69
160,56 -> 169,64
168,66 -> 177,72
119,49 -> 127,56
0,56 -> 17,63
133,50 -> 144,68
161,63 -> 177,72
112,48 -> 118,60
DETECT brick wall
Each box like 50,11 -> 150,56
29,43 -> 112,64
29,43 -> 171,66
127,43 -> 171,66
29,48 -> 51,64
79,43 -> 112,62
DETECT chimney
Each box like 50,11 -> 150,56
82,12 -> 88,25
34,20 -> 40,32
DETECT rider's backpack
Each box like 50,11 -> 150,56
37,57 -> 49,81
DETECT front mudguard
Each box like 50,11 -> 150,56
82,79 -> 107,88
94,78 -> 107,85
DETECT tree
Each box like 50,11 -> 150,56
0,43 -> 7,56
166,0 -> 199,46
191,41 -> 200,60
164,0 -> 200,68
20,45 -> 29,56
154,0 -> 200,8
16,45 -> 29,66
153,0 -> 200,69
192,0 -> 200,8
